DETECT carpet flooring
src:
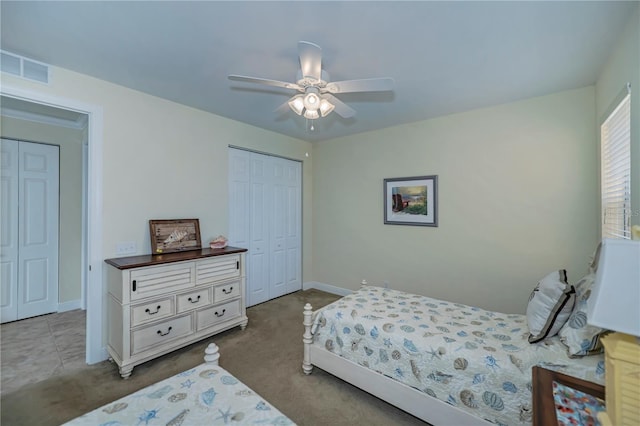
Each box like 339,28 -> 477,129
1,289 -> 428,425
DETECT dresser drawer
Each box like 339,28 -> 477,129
213,280 -> 240,302
130,262 -> 194,301
131,314 -> 194,355
176,288 -> 211,313
196,300 -> 241,330
196,255 -> 240,285
131,297 -> 175,327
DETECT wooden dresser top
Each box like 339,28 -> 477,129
104,246 -> 247,270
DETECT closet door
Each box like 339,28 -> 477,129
1,140 -> 59,322
246,153 -> 271,306
228,148 -> 301,307
270,157 -> 301,296
1,139 -> 19,322
228,149 -> 270,307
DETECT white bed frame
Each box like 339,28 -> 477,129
302,303 -> 490,426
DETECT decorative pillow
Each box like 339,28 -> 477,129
526,270 -> 576,343
558,272 -> 608,357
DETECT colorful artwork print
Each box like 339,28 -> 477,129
391,185 -> 427,215
552,380 -> 605,426
384,176 -> 438,226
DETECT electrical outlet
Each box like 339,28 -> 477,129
116,241 -> 137,256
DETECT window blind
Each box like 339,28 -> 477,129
601,92 -> 631,239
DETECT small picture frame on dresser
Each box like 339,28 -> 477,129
149,219 -> 202,254
532,366 -> 605,426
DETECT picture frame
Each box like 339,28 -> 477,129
532,366 -> 605,426
383,175 -> 438,227
149,219 -> 202,254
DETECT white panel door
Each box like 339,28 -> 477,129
247,153 -> 271,306
18,142 -> 60,319
228,149 -> 270,307
1,139 -> 19,322
269,159 -> 288,299
1,140 -> 59,322
228,148 -> 301,307
283,160 -> 302,294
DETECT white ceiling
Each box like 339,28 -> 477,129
1,1 -> 636,142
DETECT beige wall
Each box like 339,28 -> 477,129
1,67 -> 313,286
596,5 -> 640,230
312,87 -> 598,314
1,116 -> 84,304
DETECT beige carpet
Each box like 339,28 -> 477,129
1,289 -> 428,425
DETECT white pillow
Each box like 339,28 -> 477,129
526,270 -> 576,343
558,272 -> 608,357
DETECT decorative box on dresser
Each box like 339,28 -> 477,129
104,247 -> 248,378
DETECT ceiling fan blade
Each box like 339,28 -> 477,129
323,94 -> 356,118
228,75 -> 302,91
325,78 -> 394,94
298,41 -> 322,81
274,99 -> 292,115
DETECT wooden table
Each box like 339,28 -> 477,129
532,366 -> 605,426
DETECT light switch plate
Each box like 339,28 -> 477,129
116,241 -> 136,256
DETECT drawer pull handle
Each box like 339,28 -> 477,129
188,295 -> 201,304
145,305 -> 161,315
222,287 -> 233,295
157,326 -> 173,337
214,309 -> 226,317
132,280 -> 137,291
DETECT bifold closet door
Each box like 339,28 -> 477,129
1,139 -> 59,323
269,156 -> 301,299
228,148 -> 301,307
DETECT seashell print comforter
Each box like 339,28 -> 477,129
311,286 -> 604,425
62,362 -> 295,425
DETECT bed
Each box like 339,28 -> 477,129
302,284 -> 605,425
64,343 -> 295,425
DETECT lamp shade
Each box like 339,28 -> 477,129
587,238 -> 640,336
288,95 -> 305,115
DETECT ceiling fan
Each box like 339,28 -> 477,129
228,41 -> 394,121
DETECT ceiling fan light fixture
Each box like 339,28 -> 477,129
303,109 -> 319,120
319,99 -> 335,117
288,95 -> 305,115
303,91 -> 320,111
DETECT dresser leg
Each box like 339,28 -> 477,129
119,365 -> 133,379
240,318 -> 249,330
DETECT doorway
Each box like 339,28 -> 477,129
0,86 -> 104,365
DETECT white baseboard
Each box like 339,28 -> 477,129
303,281 -> 353,297
58,299 -> 82,312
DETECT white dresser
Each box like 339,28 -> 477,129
105,247 -> 248,378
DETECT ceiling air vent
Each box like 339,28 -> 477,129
1,50 -> 50,84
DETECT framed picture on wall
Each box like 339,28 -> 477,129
149,219 -> 202,254
383,175 -> 438,226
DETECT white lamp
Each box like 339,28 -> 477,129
587,238 -> 640,426
588,238 -> 640,336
